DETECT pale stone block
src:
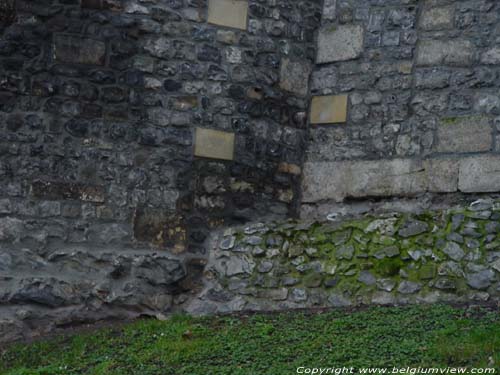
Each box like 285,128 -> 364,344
302,159 -> 428,203
194,128 -> 235,161
322,0 -> 336,21
316,24 -> 364,63
279,58 -> 312,97
208,0 -> 248,30
420,5 -> 454,30
416,39 -> 475,66
54,34 -> 106,66
434,116 -> 492,153
459,155 -> 500,193
310,95 -> 348,124
425,159 -> 459,193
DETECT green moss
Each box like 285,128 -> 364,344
374,258 -> 404,277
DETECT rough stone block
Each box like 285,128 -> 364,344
31,180 -> 105,203
302,159 -> 428,203
416,39 -> 474,66
208,0 -> 248,30
433,116 -> 492,153
53,34 -> 106,66
481,47 -> 500,65
310,95 -> 348,124
459,155 -> 500,193
279,58 -> 312,97
420,5 -> 454,30
322,0 -> 336,21
316,24 -> 364,64
194,128 -> 235,161
425,159 -> 459,193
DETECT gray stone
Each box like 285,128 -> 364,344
416,40 -> 474,67
358,271 -> 376,286
399,220 -> 429,238
372,292 -> 396,305
220,236 -> 236,250
279,58 -> 312,97
282,277 -> 300,287
442,242 -> 465,262
290,288 -> 307,302
257,288 -> 288,301
466,270 -> 495,290
316,24 -> 364,64
336,245 -> 354,260
434,278 -> 456,290
491,258 -> 500,273
459,156 -> 500,193
0,218 -> 24,242
257,261 -> 273,273
245,236 -> 263,246
481,47 -> 500,65
322,0 -> 336,21
377,278 -> 396,292
398,281 -> 422,294
302,159 -> 428,203
420,5 -> 454,30
225,256 -> 255,277
434,116 -> 492,154
328,293 -> 351,307
54,35 -> 106,65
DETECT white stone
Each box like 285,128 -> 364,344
316,24 -> 364,64
416,39 -> 474,66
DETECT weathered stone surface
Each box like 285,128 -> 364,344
416,40 -> 474,66
54,35 -> 106,65
208,0 -> 248,30
310,95 -> 348,124
302,159 -> 428,203
434,116 -> 492,153
420,5 -> 454,30
398,281 -> 422,294
426,159 -> 459,193
480,47 -> 500,65
398,220 -> 428,238
279,59 -> 312,97
194,128 -> 235,161
316,25 -> 364,64
442,242 -> 465,262
466,270 -> 495,290
458,156 -> 500,193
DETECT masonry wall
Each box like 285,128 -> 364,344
0,0 -> 320,342
302,0 -> 500,217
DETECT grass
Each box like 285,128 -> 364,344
0,305 -> 498,375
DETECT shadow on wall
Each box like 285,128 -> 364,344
0,0 -> 15,31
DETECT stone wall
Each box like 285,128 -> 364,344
189,199 -> 500,314
303,0 -> 500,216
3,0 -> 500,344
0,0 -> 320,342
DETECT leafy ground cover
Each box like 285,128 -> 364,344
0,304 -> 498,375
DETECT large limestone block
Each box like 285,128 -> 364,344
459,155 -> 500,193
434,116 -> 492,153
310,95 -> 348,124
208,0 -> 248,30
316,24 -> 364,64
416,39 -> 474,66
302,158 -> 463,203
279,58 -> 312,97
194,128 -> 235,161
420,5 -> 454,30
425,159 -> 459,193
302,159 -> 428,203
54,34 -> 106,65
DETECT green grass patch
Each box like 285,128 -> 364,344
0,305 -> 498,375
